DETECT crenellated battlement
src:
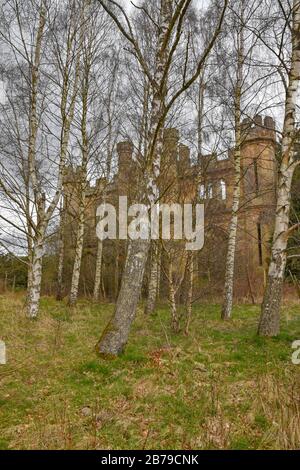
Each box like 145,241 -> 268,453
241,114 -> 276,143
62,121 -> 278,299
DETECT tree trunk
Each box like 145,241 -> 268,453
101,270 -> 106,299
56,201 -> 65,301
185,252 -> 194,335
221,205 -> 239,319
144,242 -> 160,315
258,0 -> 300,336
114,240 -> 119,300
96,0 -> 172,356
56,236 -> 65,301
26,236 -> 44,319
221,9 -> 244,320
68,8 -> 90,307
93,239 -> 103,301
69,200 -> 85,306
221,125 -> 241,319
168,260 -> 179,333
156,247 -> 161,300
258,167 -> 293,335
246,265 -> 256,305
96,239 -> 150,356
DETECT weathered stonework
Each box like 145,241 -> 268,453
199,115 -> 277,298
63,116 -> 277,300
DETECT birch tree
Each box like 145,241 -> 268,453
0,0 -> 82,317
68,3 -> 111,306
56,198 -> 66,300
258,0 -> 300,336
184,251 -> 194,335
95,0 -> 228,357
145,241 -> 161,315
221,0 -> 245,319
93,51 -> 121,302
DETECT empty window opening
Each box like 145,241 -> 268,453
199,183 -> 213,199
220,179 -> 226,200
199,184 -> 205,199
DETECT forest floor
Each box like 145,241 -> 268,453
0,292 -> 300,450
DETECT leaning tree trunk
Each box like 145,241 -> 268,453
93,239 -> 103,301
96,239 -> 150,356
258,0 -> 300,336
144,242 -> 160,315
26,234 -> 44,319
96,0 -> 172,356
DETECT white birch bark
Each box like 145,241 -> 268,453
93,239 -> 103,301
145,242 -> 160,315
27,233 -> 44,318
168,260 -> 179,332
69,180 -> 86,306
56,198 -> 66,301
221,7 -> 244,320
258,0 -> 300,336
68,1 -> 90,306
25,1 -> 82,316
96,0 -> 227,356
97,0 -> 172,356
56,228 -> 65,301
25,4 -> 46,318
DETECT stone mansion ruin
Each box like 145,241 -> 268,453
63,115 -> 278,300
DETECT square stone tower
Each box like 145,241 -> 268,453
199,115 -> 277,297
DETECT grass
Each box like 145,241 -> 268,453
0,292 -> 300,450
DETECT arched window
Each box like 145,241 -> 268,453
220,179 -> 226,200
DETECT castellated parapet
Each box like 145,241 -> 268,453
63,119 -> 278,299
241,114 -> 276,141
200,115 -> 277,297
